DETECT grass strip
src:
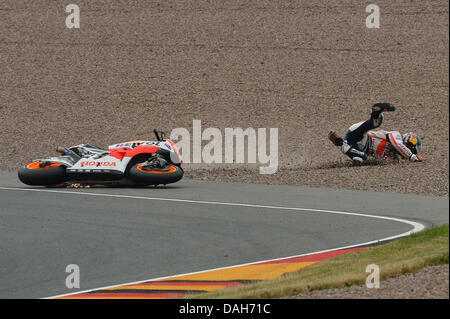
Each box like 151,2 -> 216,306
186,224 -> 449,299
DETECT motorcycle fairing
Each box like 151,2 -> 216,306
33,140 -> 179,181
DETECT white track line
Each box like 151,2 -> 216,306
0,186 -> 426,299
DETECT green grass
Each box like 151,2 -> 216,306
186,225 -> 449,299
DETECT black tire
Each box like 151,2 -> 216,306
127,164 -> 183,185
18,162 -> 66,186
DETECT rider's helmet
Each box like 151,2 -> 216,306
402,132 -> 422,155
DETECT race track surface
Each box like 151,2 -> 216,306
0,171 -> 447,298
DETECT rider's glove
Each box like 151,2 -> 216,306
410,154 -> 424,162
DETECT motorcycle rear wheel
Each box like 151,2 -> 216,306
18,161 -> 66,186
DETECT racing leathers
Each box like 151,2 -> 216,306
330,104 -> 423,164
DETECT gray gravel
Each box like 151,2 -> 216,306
286,265 -> 449,299
0,0 -> 448,196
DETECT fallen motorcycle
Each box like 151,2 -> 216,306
18,129 -> 183,187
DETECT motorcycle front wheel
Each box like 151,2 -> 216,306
127,164 -> 183,185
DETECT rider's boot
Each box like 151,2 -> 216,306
371,103 -> 395,119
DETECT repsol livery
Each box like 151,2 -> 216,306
18,129 -> 183,187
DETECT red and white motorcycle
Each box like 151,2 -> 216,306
18,130 -> 183,187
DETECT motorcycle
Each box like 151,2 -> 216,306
18,129 -> 183,187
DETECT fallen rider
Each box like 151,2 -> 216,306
329,103 -> 423,164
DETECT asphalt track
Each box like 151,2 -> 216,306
0,171 -> 447,299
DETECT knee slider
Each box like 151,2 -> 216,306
341,142 -> 351,154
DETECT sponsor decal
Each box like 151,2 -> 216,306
81,161 -> 117,167
110,141 -> 161,149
